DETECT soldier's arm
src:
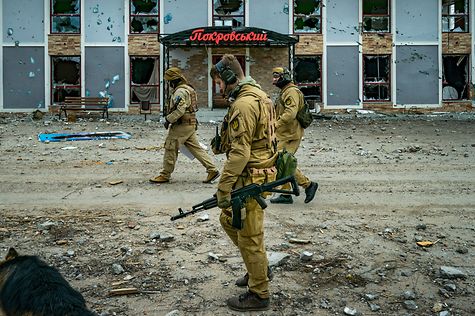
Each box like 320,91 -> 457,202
217,104 -> 254,194
166,89 -> 189,123
275,90 -> 299,130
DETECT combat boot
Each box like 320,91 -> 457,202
203,170 -> 220,183
226,291 -> 270,312
304,182 -> 318,203
235,266 -> 273,287
149,175 -> 169,183
270,194 -> 293,204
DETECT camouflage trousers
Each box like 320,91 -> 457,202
219,170 -> 276,299
160,124 -> 217,178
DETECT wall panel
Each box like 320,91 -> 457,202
85,47 -> 125,109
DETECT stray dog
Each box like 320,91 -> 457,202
0,248 -> 95,316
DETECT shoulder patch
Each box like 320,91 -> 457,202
285,98 -> 292,106
231,118 -> 239,131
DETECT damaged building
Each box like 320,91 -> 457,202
0,0 -> 474,115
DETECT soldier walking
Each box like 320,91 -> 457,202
270,67 -> 318,204
210,54 -> 276,311
150,67 -> 220,184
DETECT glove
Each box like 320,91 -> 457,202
164,119 -> 170,130
216,189 -> 231,209
210,135 -> 221,154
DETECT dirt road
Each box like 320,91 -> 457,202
0,112 -> 474,315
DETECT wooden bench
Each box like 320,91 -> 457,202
59,97 -> 110,120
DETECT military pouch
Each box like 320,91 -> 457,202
275,149 -> 297,179
296,101 -> 314,129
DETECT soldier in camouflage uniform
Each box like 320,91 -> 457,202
210,54 -> 276,312
270,67 -> 318,204
150,67 -> 219,184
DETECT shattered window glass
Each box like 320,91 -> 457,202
442,55 -> 469,100
363,0 -> 389,32
294,0 -> 321,33
213,0 -> 244,27
442,0 -> 469,32
130,57 -> 159,104
130,0 -> 159,33
363,55 -> 390,101
51,0 -> 80,33
51,56 -> 81,104
294,56 -> 322,102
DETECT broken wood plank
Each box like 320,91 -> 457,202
108,287 -> 139,296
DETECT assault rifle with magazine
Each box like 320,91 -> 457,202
171,175 -> 300,229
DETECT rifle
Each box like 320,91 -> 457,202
171,175 -> 300,229
213,125 -> 221,152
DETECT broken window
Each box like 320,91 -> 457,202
294,56 -> 322,104
51,0 -> 80,33
442,55 -> 469,100
363,0 -> 390,32
130,57 -> 159,104
130,0 -> 159,33
363,55 -> 390,101
213,0 -> 244,27
442,0 -> 469,32
294,0 -> 321,33
51,56 -> 81,104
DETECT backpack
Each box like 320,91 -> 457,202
275,149 -> 297,179
296,99 -> 314,129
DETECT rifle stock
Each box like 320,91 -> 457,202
171,175 -> 300,229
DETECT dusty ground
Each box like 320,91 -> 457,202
0,111 -> 474,316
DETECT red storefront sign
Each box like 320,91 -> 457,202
189,28 -> 268,45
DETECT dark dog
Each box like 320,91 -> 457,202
0,248 -> 94,316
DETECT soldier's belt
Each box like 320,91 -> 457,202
248,166 -> 276,175
176,113 -> 197,125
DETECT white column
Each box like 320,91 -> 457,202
44,0 -> 50,111
208,47 -> 213,109
358,0 -> 363,108
0,2 -> 3,110
391,0 -> 397,106
472,0 -> 475,107
80,0 -> 86,97
438,0 -> 443,107
322,0 -> 327,108
124,0 -> 130,111
159,0 -> 165,113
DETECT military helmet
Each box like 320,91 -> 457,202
272,67 -> 291,80
272,67 -> 292,88
164,67 -> 184,81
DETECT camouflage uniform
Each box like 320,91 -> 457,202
151,68 -> 219,183
274,83 -> 311,189
216,81 -> 277,299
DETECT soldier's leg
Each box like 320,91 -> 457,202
159,135 -> 179,179
238,199 -> 269,298
184,132 -> 218,173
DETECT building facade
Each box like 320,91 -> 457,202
1,0 -> 474,115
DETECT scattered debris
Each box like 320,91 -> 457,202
108,287 -> 139,296
108,180 -> 123,185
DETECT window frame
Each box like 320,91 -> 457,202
362,0 -> 390,33
51,55 -> 81,105
293,55 -> 323,104
212,0 -> 245,27
130,56 -> 160,105
363,54 -> 391,102
442,0 -> 470,33
50,0 -> 81,34
442,54 -> 470,101
129,0 -> 160,34
293,0 -> 322,34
